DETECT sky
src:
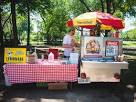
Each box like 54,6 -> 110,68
31,13 -> 41,32
123,17 -> 136,32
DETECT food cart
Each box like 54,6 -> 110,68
67,12 -> 128,83
78,33 -> 128,83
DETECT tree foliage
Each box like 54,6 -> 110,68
1,0 -> 136,46
39,0 -> 70,44
123,29 -> 136,40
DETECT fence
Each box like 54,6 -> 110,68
123,47 -> 136,55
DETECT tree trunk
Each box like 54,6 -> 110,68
0,1 -> 4,80
46,30 -> 51,44
27,0 -> 30,49
100,0 -> 104,12
11,0 -> 18,46
106,0 -> 111,13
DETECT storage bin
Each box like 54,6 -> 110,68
48,82 -> 68,90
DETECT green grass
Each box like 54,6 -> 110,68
21,39 -> 136,47
123,41 -> 136,47
21,41 -> 136,47
21,41 -> 45,46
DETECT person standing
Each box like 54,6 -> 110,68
89,30 -> 96,36
62,27 -> 77,58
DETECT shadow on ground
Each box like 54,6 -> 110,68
2,83 -> 135,102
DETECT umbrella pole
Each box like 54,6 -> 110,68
78,27 -> 83,77
96,22 -> 101,36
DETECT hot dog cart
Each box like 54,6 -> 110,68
78,32 -> 128,83
67,12 -> 128,84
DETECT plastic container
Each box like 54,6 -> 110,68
69,53 -> 79,64
41,54 -> 44,61
27,52 -> 38,64
48,52 -> 54,62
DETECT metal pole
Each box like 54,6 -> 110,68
78,27 -> 83,77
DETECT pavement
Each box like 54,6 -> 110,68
2,83 -> 135,102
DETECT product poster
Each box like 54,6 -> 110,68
105,41 -> 119,56
83,37 -> 104,56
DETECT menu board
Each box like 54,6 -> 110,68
105,41 -> 119,56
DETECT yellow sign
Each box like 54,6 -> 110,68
4,48 -> 26,63
73,19 -> 96,26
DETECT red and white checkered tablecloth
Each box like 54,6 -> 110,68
3,60 -> 78,85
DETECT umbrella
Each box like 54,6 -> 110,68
67,12 -> 124,30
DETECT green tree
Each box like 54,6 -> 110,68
125,29 -> 136,40
40,0 -> 69,44
16,0 -> 51,47
17,15 -> 29,43
0,1 -> 4,47
69,0 -> 90,17
77,0 -> 136,17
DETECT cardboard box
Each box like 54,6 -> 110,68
48,82 -> 68,90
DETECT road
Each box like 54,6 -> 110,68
4,83 -> 135,102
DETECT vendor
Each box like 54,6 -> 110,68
89,30 -> 96,36
62,27 -> 79,58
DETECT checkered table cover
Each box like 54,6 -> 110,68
3,60 -> 78,84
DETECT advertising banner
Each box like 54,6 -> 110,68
4,48 -> 26,63
83,37 -> 104,57
105,41 -> 119,56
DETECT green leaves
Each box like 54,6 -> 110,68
1,0 -> 136,45
122,29 -> 136,40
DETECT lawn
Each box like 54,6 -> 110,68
21,41 -> 136,47
123,41 -> 136,47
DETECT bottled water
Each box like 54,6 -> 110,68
48,52 -> 54,62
